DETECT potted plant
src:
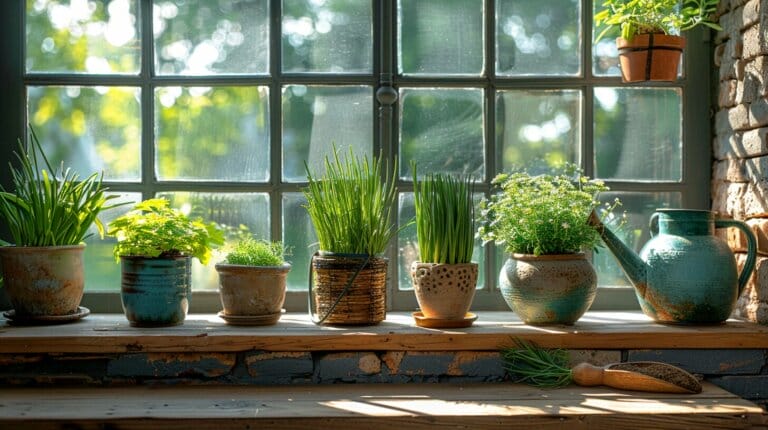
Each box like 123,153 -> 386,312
215,238 -> 291,326
410,167 -> 478,328
0,128 -> 118,323
594,0 -> 720,82
478,166 -> 621,325
303,148 -> 398,325
108,198 -> 224,327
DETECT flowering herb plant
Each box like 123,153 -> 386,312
477,167 -> 621,256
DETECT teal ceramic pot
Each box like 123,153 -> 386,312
499,253 -> 597,325
120,256 -> 191,327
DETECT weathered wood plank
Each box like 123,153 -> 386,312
0,383 -> 764,430
1,312 -> 768,353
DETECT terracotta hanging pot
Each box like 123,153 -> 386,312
617,34 -> 685,83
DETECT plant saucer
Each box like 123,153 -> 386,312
2,306 -> 90,326
412,311 -> 477,329
217,310 -> 284,326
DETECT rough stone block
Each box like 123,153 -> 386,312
315,352 -> 382,382
567,350 -> 622,367
720,56 -> 738,81
749,97 -> 768,127
716,109 -> 733,136
712,181 -> 748,217
245,351 -> 313,382
742,0 -> 761,29
720,79 -> 739,108
734,298 -> 768,323
742,127 -> 768,156
627,349 -> 765,374
742,180 -> 768,217
743,25 -> 767,59
729,104 -> 751,131
447,351 -> 504,378
709,375 -> 768,399
715,42 -> 727,67
727,219 -> 768,255
387,352 -> 454,376
107,353 -> 235,378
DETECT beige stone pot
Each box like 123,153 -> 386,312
410,262 -> 478,320
215,263 -> 290,325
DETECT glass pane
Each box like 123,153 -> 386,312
154,0 -> 269,75
592,2 -> 620,76
27,85 -> 141,181
398,193 -> 486,291
158,192 -> 270,291
496,0 -> 580,76
282,193 -> 318,292
399,88 -> 485,180
398,0 -> 484,75
155,86 -> 270,181
282,0 -> 372,73
496,90 -> 581,174
594,192 -> 681,287
282,85 -> 373,182
594,88 -> 682,181
84,192 -> 141,291
26,0 -> 140,73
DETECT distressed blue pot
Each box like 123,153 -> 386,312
499,253 -> 597,326
120,256 -> 191,327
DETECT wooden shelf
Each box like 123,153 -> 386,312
2,311 -> 767,354
0,382 -> 764,429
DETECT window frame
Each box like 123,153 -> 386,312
0,0 -> 712,314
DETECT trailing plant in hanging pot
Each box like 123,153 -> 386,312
109,198 -> 224,327
215,238 -> 291,326
410,165 -> 478,327
0,128 -> 120,322
303,147 -> 398,325
478,165 -> 622,325
594,0 -> 721,82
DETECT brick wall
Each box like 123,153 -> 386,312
713,0 -> 768,323
2,349 -> 766,408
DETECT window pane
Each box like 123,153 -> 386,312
398,0 -> 484,75
158,192 -> 270,291
496,89 -> 581,173
594,88 -> 682,181
592,2 -> 620,76
282,193 -> 317,292
154,0 -> 269,75
282,85 -> 373,182
84,192 -> 141,292
399,88 -> 484,180
496,0 -> 580,76
155,86 -> 270,182
282,0 -> 372,73
594,192 -> 681,287
27,85 -> 141,181
26,0 -> 140,73
398,193 -> 486,292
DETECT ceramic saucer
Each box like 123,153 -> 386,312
2,306 -> 90,326
217,310 -> 283,326
412,311 -> 477,328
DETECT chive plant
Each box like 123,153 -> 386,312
501,338 -> 574,388
0,128 -> 120,246
412,166 -> 475,264
303,148 -> 398,255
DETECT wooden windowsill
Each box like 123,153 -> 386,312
1,311 -> 767,354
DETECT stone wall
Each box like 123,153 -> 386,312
713,0 -> 768,323
2,349 -> 766,408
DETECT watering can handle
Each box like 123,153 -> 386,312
649,213 -> 659,237
715,219 -> 757,297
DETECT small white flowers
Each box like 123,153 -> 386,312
561,222 -> 570,229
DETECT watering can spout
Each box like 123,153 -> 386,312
588,211 -> 648,296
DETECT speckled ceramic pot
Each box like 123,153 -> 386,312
499,253 -> 596,325
410,262 -> 478,320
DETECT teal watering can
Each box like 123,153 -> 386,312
589,209 -> 756,324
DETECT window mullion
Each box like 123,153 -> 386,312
140,0 -> 155,201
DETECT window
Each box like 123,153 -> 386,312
1,0 -> 711,313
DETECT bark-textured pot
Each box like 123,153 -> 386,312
120,255 -> 191,327
499,253 -> 597,325
617,34 -> 685,82
410,262 -> 478,320
0,245 -> 85,316
215,263 -> 290,324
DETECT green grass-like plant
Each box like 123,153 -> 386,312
501,338 -> 573,388
108,198 -> 224,265
223,238 -> 287,267
0,128 -> 120,246
412,165 -> 475,264
303,148 -> 398,255
478,166 -> 621,256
